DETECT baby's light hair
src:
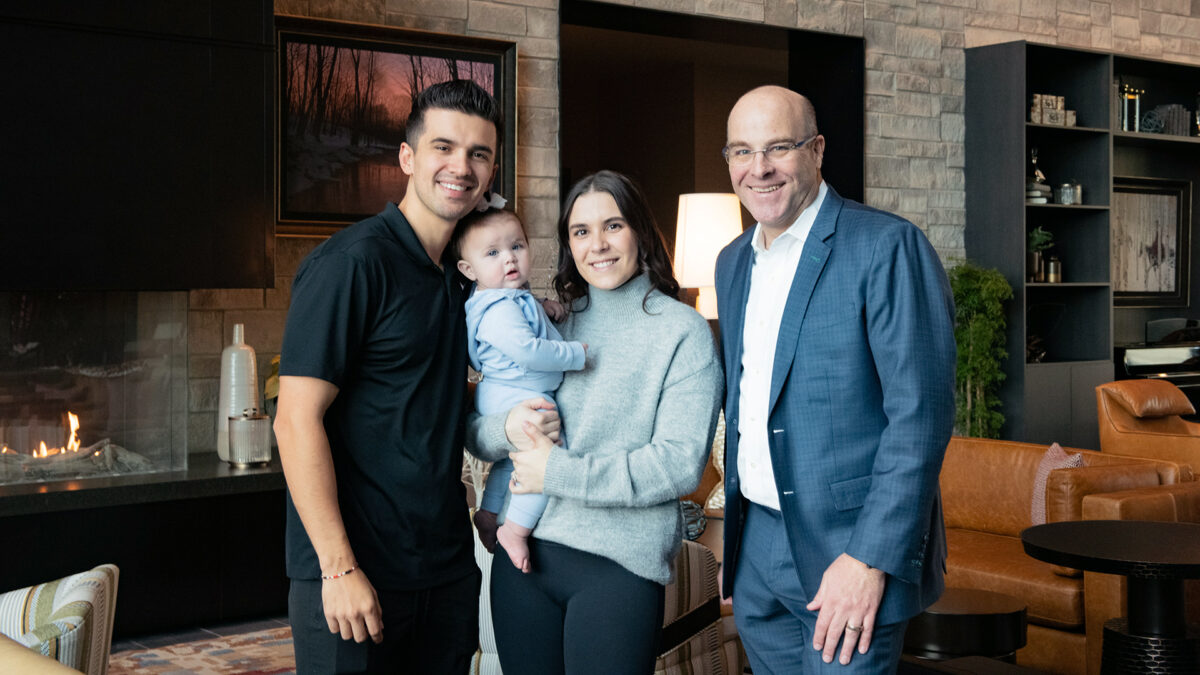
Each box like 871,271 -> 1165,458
449,207 -> 524,263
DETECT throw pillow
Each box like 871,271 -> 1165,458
1030,442 -> 1084,526
681,500 -> 707,540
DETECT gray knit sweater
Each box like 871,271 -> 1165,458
468,273 -> 723,584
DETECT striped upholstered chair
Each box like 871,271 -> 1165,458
0,564 -> 119,675
654,538 -> 726,675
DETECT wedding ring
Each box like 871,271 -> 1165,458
846,624 -> 863,633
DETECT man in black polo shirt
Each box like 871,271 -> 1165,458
274,80 -> 499,673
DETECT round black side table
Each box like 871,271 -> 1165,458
1021,520 -> 1200,674
904,587 -> 1028,662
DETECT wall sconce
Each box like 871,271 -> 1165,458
673,193 -> 743,319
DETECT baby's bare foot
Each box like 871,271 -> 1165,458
497,522 -> 534,573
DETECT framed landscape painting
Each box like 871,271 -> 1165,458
1112,177 -> 1192,308
276,16 -> 516,236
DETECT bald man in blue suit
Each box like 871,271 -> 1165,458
715,86 -> 956,672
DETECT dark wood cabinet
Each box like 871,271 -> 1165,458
966,41 -> 1200,449
0,1 -> 275,290
0,456 -> 287,638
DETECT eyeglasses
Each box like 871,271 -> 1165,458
721,136 -> 817,166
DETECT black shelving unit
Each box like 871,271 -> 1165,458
966,42 -> 1200,449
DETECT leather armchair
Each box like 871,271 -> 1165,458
1096,379 -> 1200,471
940,436 -> 1192,675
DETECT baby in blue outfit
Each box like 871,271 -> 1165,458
453,206 -> 586,573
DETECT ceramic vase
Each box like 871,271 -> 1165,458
217,324 -> 258,463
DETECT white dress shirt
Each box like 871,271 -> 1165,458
736,181 -> 828,510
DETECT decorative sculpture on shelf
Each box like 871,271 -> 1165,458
1029,146 -> 1047,184
1026,147 -> 1051,205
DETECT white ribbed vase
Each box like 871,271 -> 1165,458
216,323 -> 259,462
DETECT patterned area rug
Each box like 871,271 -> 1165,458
107,626 -> 295,675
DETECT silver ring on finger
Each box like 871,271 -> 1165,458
846,624 -> 863,633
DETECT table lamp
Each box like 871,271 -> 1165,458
673,193 -> 743,319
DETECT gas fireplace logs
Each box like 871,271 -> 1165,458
0,439 -> 153,482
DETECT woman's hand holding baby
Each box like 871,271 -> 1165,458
504,398 -> 559,451
509,421 -> 555,494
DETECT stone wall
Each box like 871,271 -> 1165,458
186,0 -> 1200,452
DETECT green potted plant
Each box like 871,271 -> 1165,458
1027,226 -> 1054,282
949,260 -> 1013,438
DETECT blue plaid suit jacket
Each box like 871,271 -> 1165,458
715,186 -> 956,625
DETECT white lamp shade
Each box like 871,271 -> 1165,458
673,193 -> 743,290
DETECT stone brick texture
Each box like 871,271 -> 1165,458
184,0 -> 1200,450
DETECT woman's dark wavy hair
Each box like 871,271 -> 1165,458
553,170 -> 680,312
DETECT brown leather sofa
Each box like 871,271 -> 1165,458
1096,379 -> 1200,471
940,436 -> 1200,675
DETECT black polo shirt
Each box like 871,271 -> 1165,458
279,203 -> 473,591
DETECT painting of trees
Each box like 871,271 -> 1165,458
280,27 -> 499,225
287,45 -> 491,148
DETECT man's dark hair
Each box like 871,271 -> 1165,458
405,79 -> 503,148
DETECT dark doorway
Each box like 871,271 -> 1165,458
561,0 -> 864,247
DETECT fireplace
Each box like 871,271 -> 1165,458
0,291 -> 187,485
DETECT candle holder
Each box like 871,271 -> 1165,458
1122,84 -> 1145,132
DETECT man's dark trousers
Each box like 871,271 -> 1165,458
289,567 -> 481,674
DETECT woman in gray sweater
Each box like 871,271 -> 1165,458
467,170 -> 723,674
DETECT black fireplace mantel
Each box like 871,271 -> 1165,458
0,453 -> 284,517
0,453 -> 288,638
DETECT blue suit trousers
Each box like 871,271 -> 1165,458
732,502 -> 908,674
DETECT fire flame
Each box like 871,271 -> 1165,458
2,412 -> 83,459
67,412 -> 81,451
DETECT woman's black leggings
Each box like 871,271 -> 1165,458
490,538 -> 665,675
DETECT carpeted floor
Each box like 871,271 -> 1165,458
107,626 -> 295,675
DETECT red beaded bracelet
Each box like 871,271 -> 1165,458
321,565 -> 357,580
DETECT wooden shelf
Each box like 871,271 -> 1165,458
1027,123 -> 1110,134
1025,203 -> 1109,210
1026,359 -> 1115,367
1113,130 -> 1200,147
